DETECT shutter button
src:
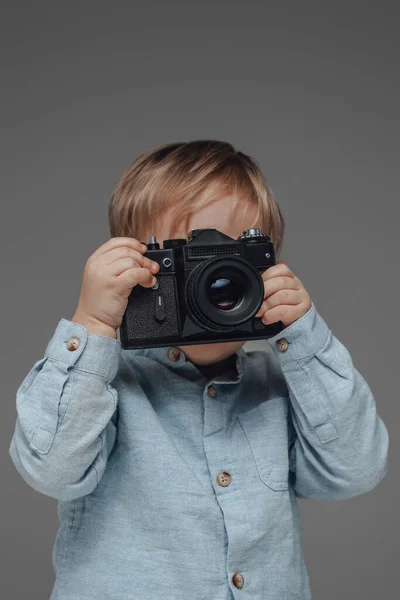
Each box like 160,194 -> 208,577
216,471 -> 231,487
168,347 -> 181,362
66,336 -> 80,351
232,573 -> 244,589
276,338 -> 289,352
207,385 -> 217,398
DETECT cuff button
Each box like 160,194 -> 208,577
66,336 -> 80,351
168,347 -> 181,362
276,338 -> 289,352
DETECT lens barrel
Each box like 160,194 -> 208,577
185,256 -> 264,332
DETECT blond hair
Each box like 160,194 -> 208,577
108,140 -> 285,257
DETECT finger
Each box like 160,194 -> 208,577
255,288 -> 300,317
104,247 -> 159,273
262,303 -> 303,325
264,288 -> 301,311
91,236 -> 148,259
256,276 -> 301,317
255,278 -> 299,317
115,266 -> 157,293
106,257 -> 152,278
263,276 -> 301,298
262,262 -> 296,281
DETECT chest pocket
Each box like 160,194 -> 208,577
238,396 -> 291,491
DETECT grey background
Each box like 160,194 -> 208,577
2,1 -> 398,598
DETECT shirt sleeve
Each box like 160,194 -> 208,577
8,318 -> 122,501
266,301 -> 389,501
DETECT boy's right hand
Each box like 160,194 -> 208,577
71,237 -> 160,338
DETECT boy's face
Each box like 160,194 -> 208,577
150,194 -> 264,367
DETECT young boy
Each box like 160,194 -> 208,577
9,140 -> 389,600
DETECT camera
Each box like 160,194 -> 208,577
119,227 -> 285,349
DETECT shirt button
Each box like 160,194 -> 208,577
276,337 -> 289,352
66,336 -> 80,351
207,385 -> 217,398
168,347 -> 181,362
216,471 -> 232,487
232,573 -> 244,589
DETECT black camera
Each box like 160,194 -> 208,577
119,228 -> 284,349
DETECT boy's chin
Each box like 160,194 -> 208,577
178,340 -> 244,366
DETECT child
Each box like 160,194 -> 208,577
9,140 -> 389,600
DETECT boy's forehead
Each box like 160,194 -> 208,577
154,195 -> 261,242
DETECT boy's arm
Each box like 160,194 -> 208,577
8,318 -> 121,502
266,301 -> 389,501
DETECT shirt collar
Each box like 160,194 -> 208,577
131,345 -> 247,384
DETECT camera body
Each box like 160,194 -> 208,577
119,227 -> 284,349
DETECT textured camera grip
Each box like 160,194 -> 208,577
120,276 -> 179,347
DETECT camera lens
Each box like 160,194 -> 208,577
206,276 -> 245,310
185,256 -> 264,332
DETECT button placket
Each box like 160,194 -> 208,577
211,386 -> 244,589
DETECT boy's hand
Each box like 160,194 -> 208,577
255,261 -> 312,328
71,237 -> 160,338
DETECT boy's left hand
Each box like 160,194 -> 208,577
255,261 -> 312,328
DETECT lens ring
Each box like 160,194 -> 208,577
185,256 -> 264,332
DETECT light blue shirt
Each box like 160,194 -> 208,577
9,301 -> 389,599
